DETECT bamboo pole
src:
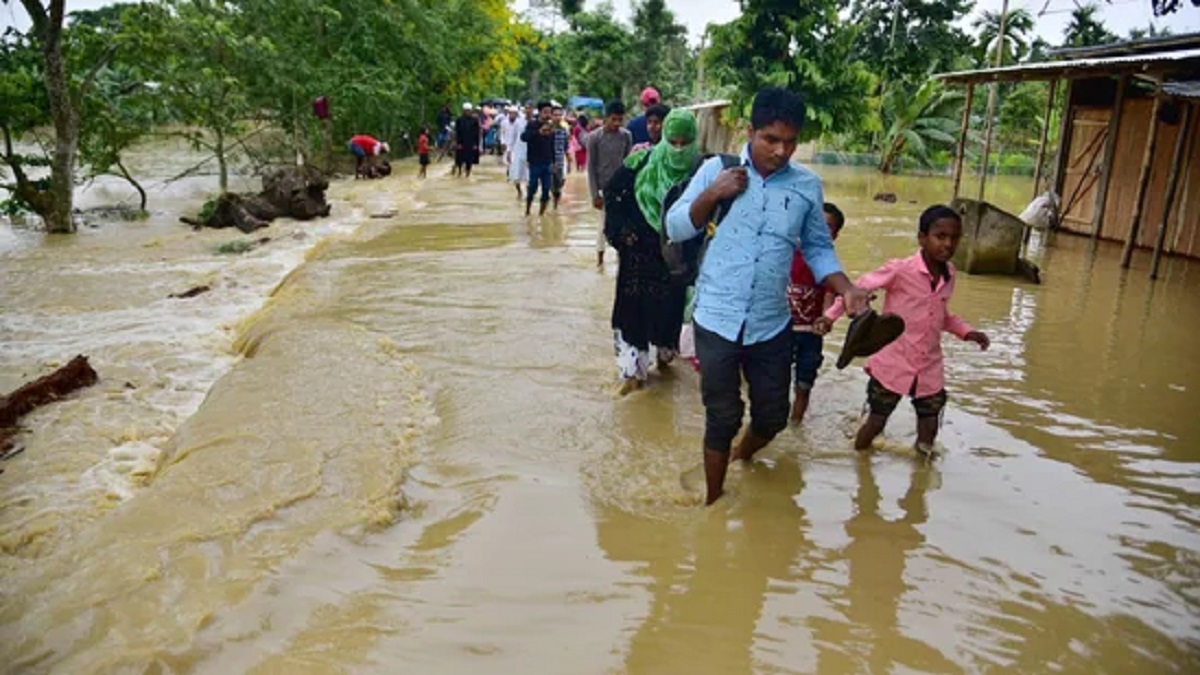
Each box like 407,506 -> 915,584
952,83 -> 974,200
1052,79 -> 1075,201
977,0 -> 1009,202
1091,75 -> 1128,241
1121,86 -> 1164,268
1150,102 -> 1193,279
1032,79 -> 1058,200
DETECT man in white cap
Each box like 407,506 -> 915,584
499,106 -> 518,163
454,102 -> 482,178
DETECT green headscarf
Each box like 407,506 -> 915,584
626,109 -> 699,232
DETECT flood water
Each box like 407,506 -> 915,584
2,151 -> 1198,674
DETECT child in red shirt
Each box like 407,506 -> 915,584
788,202 -> 845,423
417,127 -> 430,179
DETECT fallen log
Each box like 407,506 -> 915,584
180,165 -> 333,233
0,355 -> 99,430
169,285 -> 211,299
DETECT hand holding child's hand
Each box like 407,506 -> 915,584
812,317 -> 833,336
965,331 -> 990,351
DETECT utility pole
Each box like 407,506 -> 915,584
694,32 -> 707,102
977,0 -> 1009,202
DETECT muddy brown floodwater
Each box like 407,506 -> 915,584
1,150 -> 1198,674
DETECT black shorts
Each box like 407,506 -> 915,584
866,377 -> 947,419
695,323 -> 792,452
419,153 -> 430,166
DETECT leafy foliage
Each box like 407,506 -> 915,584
705,0 -> 874,140
877,79 -> 962,173
1063,4 -> 1119,48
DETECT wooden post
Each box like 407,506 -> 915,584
952,83 -> 974,200
1032,79 -> 1058,200
1150,102 -> 1193,279
977,0 -> 1010,202
1121,85 -> 1164,268
1091,75 -> 1128,241
1052,79 -> 1075,200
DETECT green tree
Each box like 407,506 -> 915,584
705,0 -> 874,140
997,80 -> 1047,153
1127,23 -> 1172,39
630,0 -> 693,102
1151,0 -> 1200,18
70,4 -> 163,212
1,0 -> 113,232
877,79 -> 961,173
849,0 -> 975,89
972,7 -> 1035,66
1063,4 -> 1118,47
559,5 -> 639,102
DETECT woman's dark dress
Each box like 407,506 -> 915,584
603,157 -> 686,352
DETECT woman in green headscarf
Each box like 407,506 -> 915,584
603,108 -> 700,392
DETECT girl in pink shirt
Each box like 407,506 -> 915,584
819,205 -> 990,456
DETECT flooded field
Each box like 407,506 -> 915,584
1,153 -> 1198,674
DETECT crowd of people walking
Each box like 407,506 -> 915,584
351,85 -> 991,506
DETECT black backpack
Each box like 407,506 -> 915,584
660,153 -> 740,287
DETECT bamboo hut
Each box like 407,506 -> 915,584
936,34 -> 1200,278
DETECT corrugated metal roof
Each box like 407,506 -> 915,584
1163,80 -> 1200,99
937,48 -> 1200,84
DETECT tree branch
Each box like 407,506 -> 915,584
16,0 -> 48,36
79,45 -> 117,98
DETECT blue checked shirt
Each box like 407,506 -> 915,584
666,146 -> 843,345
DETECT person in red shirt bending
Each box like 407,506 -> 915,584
417,126 -> 430,179
348,134 -> 389,179
788,202 -> 845,423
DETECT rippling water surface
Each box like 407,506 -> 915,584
1,151 -> 1197,673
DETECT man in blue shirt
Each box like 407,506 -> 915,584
666,87 -> 870,505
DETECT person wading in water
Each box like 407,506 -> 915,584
665,87 -> 870,505
604,109 -> 700,393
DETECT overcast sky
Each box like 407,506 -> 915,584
512,0 -> 1199,45
5,0 -> 1199,46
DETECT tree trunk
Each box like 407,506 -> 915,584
215,128 -> 228,193
22,0 -> 78,233
116,159 -> 147,212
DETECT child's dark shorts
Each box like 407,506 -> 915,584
791,330 -> 823,391
866,377 -> 947,419
419,153 -> 430,166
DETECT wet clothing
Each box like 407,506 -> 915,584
417,134 -> 429,155
604,152 -> 686,364
665,145 -> 843,346
792,332 -> 824,391
866,377 -> 947,419
627,114 -> 650,146
695,323 -> 792,452
825,251 -> 974,399
454,115 -> 481,167
528,163 -> 552,205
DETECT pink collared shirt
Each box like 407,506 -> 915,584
826,251 -> 974,397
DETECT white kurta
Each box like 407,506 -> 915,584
506,117 -> 529,183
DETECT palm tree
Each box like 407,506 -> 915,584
972,8 -> 1035,66
1063,4 -> 1118,48
877,79 -> 963,174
